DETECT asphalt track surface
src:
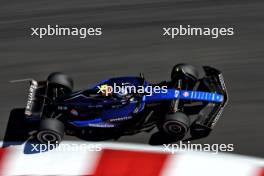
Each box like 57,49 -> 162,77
0,0 -> 264,157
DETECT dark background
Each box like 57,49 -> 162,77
0,0 -> 263,157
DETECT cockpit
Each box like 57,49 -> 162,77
86,76 -> 147,101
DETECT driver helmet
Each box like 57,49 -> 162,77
115,87 -> 129,99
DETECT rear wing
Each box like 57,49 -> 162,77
25,80 -> 38,116
24,80 -> 48,117
199,66 -> 228,129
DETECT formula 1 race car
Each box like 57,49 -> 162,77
17,64 -> 228,144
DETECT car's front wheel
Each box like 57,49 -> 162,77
158,112 -> 190,140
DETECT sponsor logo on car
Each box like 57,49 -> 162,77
70,109 -> 79,116
88,123 -> 115,128
174,90 -> 180,98
183,91 -> 189,97
25,80 -> 38,116
109,116 -> 132,122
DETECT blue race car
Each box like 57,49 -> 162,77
23,64 -> 228,144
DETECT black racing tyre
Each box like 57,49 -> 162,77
158,112 -> 190,139
190,124 -> 211,139
47,72 -> 74,92
171,63 -> 199,83
37,118 -> 65,144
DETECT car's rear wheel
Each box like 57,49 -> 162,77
158,112 -> 190,140
47,72 -> 74,94
37,118 -> 64,144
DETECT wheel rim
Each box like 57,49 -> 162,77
163,121 -> 186,136
37,130 -> 61,144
